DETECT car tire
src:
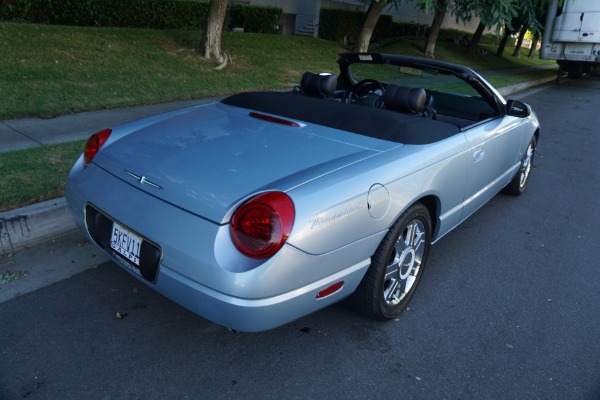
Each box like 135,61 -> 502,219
351,202 -> 432,321
503,136 -> 536,196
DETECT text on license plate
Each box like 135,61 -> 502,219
110,222 -> 142,266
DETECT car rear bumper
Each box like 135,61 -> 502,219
155,257 -> 370,332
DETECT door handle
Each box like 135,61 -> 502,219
473,147 -> 485,162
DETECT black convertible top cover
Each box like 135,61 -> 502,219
221,91 -> 460,145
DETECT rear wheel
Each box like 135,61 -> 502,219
351,203 -> 432,320
503,136 -> 536,196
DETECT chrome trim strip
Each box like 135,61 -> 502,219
124,170 -> 163,189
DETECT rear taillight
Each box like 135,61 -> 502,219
230,192 -> 295,259
83,128 -> 112,168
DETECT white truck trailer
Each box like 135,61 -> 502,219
541,0 -> 600,78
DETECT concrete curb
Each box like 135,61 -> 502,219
498,75 -> 556,97
0,197 -> 76,255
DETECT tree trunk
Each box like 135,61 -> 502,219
354,0 -> 388,53
512,25 -> 527,58
198,0 -> 228,63
467,21 -> 486,56
424,0 -> 448,58
528,35 -> 539,59
495,27 -> 512,58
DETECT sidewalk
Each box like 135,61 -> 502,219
0,97 -> 225,154
0,70 -> 558,302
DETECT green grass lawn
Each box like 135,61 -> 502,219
0,22 -> 557,212
0,23 -> 555,120
0,23 -> 342,120
0,141 -> 85,211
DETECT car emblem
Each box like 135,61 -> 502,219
124,170 -> 163,189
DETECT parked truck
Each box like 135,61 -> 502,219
541,0 -> 600,78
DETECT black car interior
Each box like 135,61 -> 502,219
294,69 -> 497,129
222,55 -> 508,145
222,91 -> 460,145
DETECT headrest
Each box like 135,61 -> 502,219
300,72 -> 337,98
383,85 -> 426,114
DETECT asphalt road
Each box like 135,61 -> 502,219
1,78 -> 599,400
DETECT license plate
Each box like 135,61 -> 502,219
110,222 -> 142,266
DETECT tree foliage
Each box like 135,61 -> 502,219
455,0 -> 516,54
511,0 -> 549,57
447,0 -> 551,56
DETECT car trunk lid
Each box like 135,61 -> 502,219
94,102 -> 398,223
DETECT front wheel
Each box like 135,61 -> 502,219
503,136 -> 536,196
351,203 -> 432,320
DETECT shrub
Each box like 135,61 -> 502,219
0,0 -> 33,21
319,8 -> 423,44
229,4 -> 281,34
319,9 -> 363,42
0,0 -> 208,28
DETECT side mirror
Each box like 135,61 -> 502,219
506,100 -> 531,118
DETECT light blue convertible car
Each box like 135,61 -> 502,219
66,53 -> 540,332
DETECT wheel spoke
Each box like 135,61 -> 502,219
394,234 -> 409,254
383,248 -> 402,303
384,277 -> 401,303
385,256 -> 400,280
404,274 -> 416,293
407,220 -> 425,257
412,229 -> 425,255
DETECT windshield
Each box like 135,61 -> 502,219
348,63 -> 481,97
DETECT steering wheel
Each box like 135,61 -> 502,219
347,79 -> 385,106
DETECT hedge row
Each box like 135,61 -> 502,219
229,4 -> 281,34
0,0 -> 282,32
319,9 -> 422,43
0,0 -> 208,28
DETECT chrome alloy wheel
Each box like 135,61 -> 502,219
351,202 -> 431,320
519,141 -> 535,190
383,219 -> 426,306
